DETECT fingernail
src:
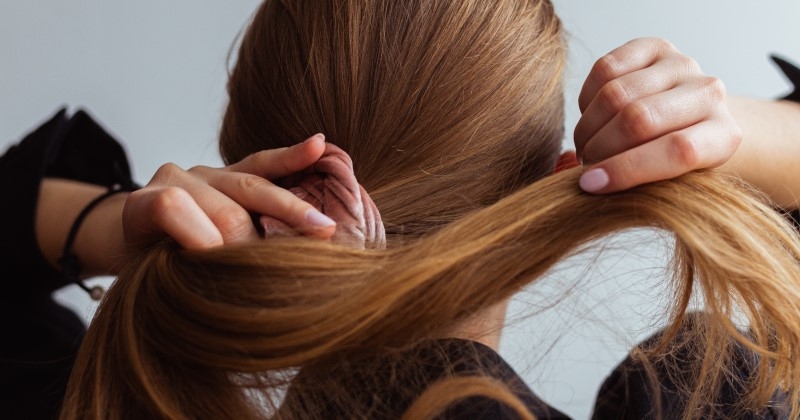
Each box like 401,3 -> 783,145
306,208 -> 336,228
304,133 -> 325,144
579,168 -> 609,192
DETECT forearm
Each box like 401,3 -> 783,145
36,178 -> 128,277
721,97 -> 800,209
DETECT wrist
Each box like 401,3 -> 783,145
75,192 -> 129,276
37,179 -> 130,278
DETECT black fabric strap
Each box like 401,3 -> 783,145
58,185 -> 134,300
771,55 -> 800,102
771,55 -> 800,228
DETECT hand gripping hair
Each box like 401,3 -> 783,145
63,1 -> 800,419
260,143 -> 385,250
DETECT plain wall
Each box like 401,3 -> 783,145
2,1 -> 798,418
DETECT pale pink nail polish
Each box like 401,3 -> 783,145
306,208 -> 336,228
579,168 -> 609,192
305,133 -> 325,144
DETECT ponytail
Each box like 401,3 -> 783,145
63,170 -> 800,419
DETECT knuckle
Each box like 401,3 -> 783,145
125,188 -> 146,205
593,54 -> 621,83
702,76 -> 727,101
723,118 -> 743,156
579,139 -> 594,161
670,133 -> 699,169
236,175 -> 265,194
678,55 -> 701,74
729,120 -> 744,146
652,37 -> 678,53
598,80 -> 631,114
151,162 -> 183,184
150,187 -> 191,222
581,141 -> 602,164
187,165 -> 212,174
213,208 -> 253,238
620,101 -> 656,141
122,190 -> 145,219
610,154 -> 638,190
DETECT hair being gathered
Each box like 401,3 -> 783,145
62,0 -> 800,419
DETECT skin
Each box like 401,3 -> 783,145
33,37 -> 800,350
576,37 -> 800,211
723,97 -> 800,209
36,134 -> 336,276
575,38 -> 742,193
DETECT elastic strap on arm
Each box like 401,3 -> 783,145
58,184 -> 136,301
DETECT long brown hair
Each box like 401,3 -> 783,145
219,0 -> 565,239
63,0 -> 800,419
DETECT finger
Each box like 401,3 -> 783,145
225,133 -> 326,178
123,187 -> 223,250
259,215 -> 296,237
153,163 -> 261,243
578,38 -> 680,112
574,54 -> 702,152
579,120 -> 738,193
201,171 -> 337,239
581,77 -> 725,164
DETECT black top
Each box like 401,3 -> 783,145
1,56 -> 798,419
773,55 -> 800,103
0,109 -> 136,419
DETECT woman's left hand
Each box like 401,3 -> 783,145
573,37 -> 742,193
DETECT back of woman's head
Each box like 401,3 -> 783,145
220,0 -> 565,238
62,1 -> 800,419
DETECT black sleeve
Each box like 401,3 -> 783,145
0,108 -> 136,419
285,338 -> 572,419
769,56 -> 800,227
0,107 -> 136,295
771,55 -> 800,102
591,313 -> 788,420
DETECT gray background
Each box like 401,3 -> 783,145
2,1 -> 798,418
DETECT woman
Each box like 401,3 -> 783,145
4,0 -> 800,418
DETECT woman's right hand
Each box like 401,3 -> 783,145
39,135 -> 336,276
122,134 -> 337,251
